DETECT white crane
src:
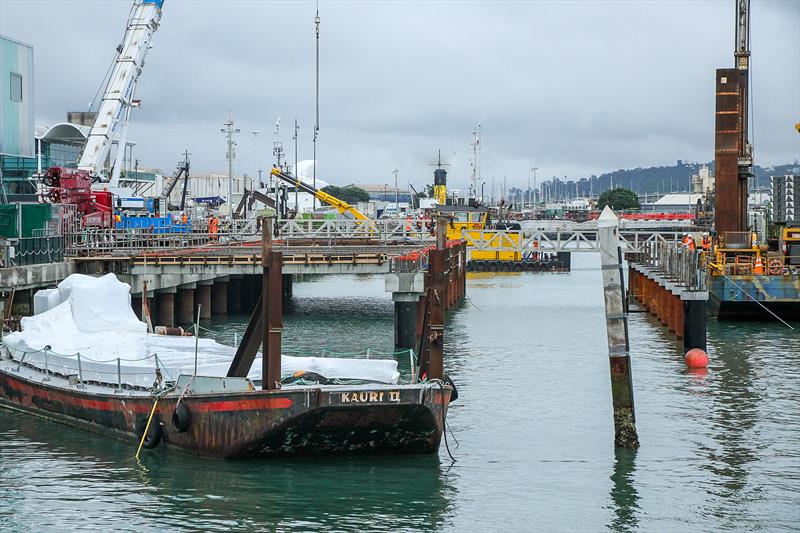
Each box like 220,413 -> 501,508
77,0 -> 164,183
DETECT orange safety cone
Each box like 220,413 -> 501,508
753,256 -> 765,275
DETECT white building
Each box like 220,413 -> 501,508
691,165 -> 714,195
649,193 -> 704,213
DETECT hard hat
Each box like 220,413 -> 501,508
703,232 -> 709,236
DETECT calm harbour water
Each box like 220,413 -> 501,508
1,253 -> 798,532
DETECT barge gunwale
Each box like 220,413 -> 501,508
0,360 -> 450,459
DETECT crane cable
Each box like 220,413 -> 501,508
88,51 -> 119,113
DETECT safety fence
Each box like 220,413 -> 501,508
466,228 -> 684,254
66,229 -> 213,256
61,217 -> 684,258
278,219 -> 432,245
1,344 -> 420,388
2,345 -> 174,390
1,236 -> 65,267
708,252 -> 800,277
637,240 -> 706,291
64,218 -> 433,257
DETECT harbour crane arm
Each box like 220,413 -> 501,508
270,168 -> 369,221
77,0 -> 164,180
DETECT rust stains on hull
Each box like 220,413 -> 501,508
0,370 -> 450,459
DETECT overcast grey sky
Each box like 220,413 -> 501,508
1,0 -> 798,191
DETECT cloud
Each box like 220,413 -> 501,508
1,0 -> 797,191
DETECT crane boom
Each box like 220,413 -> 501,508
78,0 -> 163,179
270,168 -> 369,221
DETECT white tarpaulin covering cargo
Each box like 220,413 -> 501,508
3,274 -> 399,388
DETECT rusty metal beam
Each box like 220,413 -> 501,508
225,218 -> 283,386
427,217 -> 448,381
715,68 -> 748,234
264,251 -> 283,390
226,298 -> 263,377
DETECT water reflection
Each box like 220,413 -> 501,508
607,448 -> 640,532
1,409 -> 455,532
702,323 -> 759,501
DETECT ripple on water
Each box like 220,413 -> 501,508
0,269 -> 798,531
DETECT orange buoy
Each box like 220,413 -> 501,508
685,348 -> 709,369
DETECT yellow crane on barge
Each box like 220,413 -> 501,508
270,167 -> 369,221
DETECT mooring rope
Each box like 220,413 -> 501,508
438,381 -> 456,463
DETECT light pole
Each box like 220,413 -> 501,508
392,169 -> 399,215
313,7 -> 321,211
251,130 -> 261,188
221,112 -> 240,218
527,172 -> 531,210
293,119 -> 299,212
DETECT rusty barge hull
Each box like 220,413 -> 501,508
0,367 -> 449,459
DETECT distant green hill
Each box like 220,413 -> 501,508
532,161 -> 799,200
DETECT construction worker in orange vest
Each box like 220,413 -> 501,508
682,233 -> 696,251
208,214 -> 219,241
700,232 -> 711,252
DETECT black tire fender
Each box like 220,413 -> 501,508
172,401 -> 192,433
135,415 -> 163,449
443,374 -> 458,403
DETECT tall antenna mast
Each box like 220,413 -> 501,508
293,118 -> 299,210
273,118 -> 284,171
313,3 -> 320,210
220,112 -> 240,219
251,130 -> 261,187
470,124 -> 481,199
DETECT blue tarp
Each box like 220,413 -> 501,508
116,215 -> 190,234
195,196 -> 225,207
142,0 -> 165,9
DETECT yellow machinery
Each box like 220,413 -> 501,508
433,184 -> 447,206
432,154 -> 448,205
707,227 -> 800,277
707,231 -> 773,276
435,205 -> 522,262
271,168 -> 369,221
780,226 -> 800,266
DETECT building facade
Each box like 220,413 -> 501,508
0,35 -> 35,201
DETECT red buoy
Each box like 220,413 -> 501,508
685,348 -> 709,369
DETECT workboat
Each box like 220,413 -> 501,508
0,271 -> 453,459
0,351 -> 450,459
